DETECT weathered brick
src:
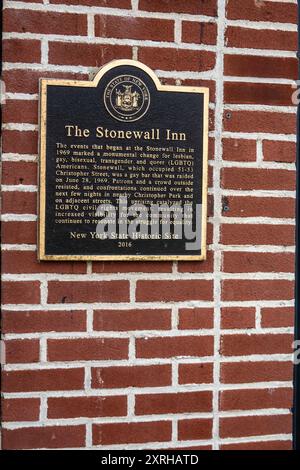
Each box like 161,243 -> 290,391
222,280 -> 294,301
2,398 -> 40,422
223,252 -> 295,273
136,336 -> 214,358
95,15 -> 174,41
4,9 -> 87,35
178,363 -> 214,385
2,368 -> 84,392
221,196 -> 295,219
92,421 -> 172,445
91,365 -> 172,389
2,426 -> 85,449
3,39 -> 41,63
139,47 -> 216,72
47,280 -> 129,303
178,308 -> 214,329
182,21 -> 217,45
226,26 -> 297,52
48,338 -> 129,361
220,387 -> 293,411
136,391 -> 212,415
221,307 -> 256,329
221,333 -> 293,356
226,0 -> 297,24
139,0 -> 218,16
48,396 -> 127,418
220,414 -> 292,438
2,281 -> 40,305
2,310 -> 87,334
93,309 -> 171,331
5,339 -> 40,364
49,42 -> 132,66
221,361 -> 293,384
136,280 -> 213,302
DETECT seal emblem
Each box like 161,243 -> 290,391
104,75 -> 150,122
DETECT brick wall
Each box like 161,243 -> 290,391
1,0 -> 297,450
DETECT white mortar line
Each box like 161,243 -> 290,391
211,0 -> 226,451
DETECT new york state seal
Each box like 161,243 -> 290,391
104,75 -> 150,122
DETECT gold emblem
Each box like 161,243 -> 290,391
104,75 -> 150,122
116,85 -> 140,111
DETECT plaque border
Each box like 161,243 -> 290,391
38,59 -> 209,261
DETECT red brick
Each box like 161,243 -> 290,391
178,308 -> 214,329
226,0 -> 297,24
226,26 -> 297,52
2,191 -> 37,215
2,69 -> 88,94
220,387 -> 293,411
2,368 -> 84,392
92,421 -> 172,445
136,391 -> 212,415
221,333 -> 293,356
50,0 -> 131,7
48,338 -> 129,361
49,42 -> 132,67
178,363 -> 213,385
3,39 -> 41,63
222,196 -> 295,219
222,280 -> 294,302
2,398 -> 40,422
139,0 -> 217,16
2,251 -> 87,274
136,280 -> 213,302
261,307 -> 294,328
4,9 -> 87,35
223,111 -> 296,135
222,168 -> 295,191
223,252 -> 295,274
5,339 -> 40,364
221,307 -> 256,329
220,414 -> 292,438
182,21 -> 217,45
48,396 -> 127,418
3,100 -> 38,124
2,425 -> 85,449
1,161 -> 37,186
221,224 -> 295,246
2,310 -> 86,334
47,280 -> 129,303
91,365 -> 172,389
92,261 -> 172,273
177,250 -> 214,273
224,82 -> 294,106
222,138 -> 256,162
2,281 -> 40,305
139,47 -> 215,72
263,141 -> 296,163
178,419 -> 212,441
95,15 -> 174,41
221,361 -> 293,384
225,55 -> 297,80
2,130 -> 38,154
136,336 -> 213,358
182,79 -> 216,103
93,308 -> 171,331
221,440 -> 292,450
2,221 -> 36,245
168,445 -> 213,450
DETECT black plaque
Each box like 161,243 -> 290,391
39,60 -> 209,260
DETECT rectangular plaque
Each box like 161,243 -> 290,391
39,59 -> 209,261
